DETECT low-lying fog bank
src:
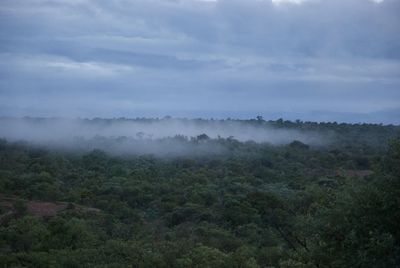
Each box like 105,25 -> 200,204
0,117 -> 327,156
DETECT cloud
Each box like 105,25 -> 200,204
0,0 -> 399,123
0,54 -> 136,79
271,0 -> 309,4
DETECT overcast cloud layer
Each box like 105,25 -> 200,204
0,0 -> 399,123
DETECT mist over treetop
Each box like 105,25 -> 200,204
0,117 -> 398,156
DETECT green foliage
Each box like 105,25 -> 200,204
0,121 -> 399,267
177,246 -> 230,268
0,216 -> 49,252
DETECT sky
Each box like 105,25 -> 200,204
0,0 -> 399,123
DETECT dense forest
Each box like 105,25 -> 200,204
0,118 -> 399,267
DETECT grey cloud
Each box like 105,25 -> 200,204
0,0 -> 399,123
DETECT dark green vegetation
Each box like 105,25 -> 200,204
0,119 -> 400,267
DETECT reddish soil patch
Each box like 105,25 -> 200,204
27,202 -> 67,217
335,169 -> 373,178
0,195 -> 101,222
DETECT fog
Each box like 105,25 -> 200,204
0,117 -> 326,156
